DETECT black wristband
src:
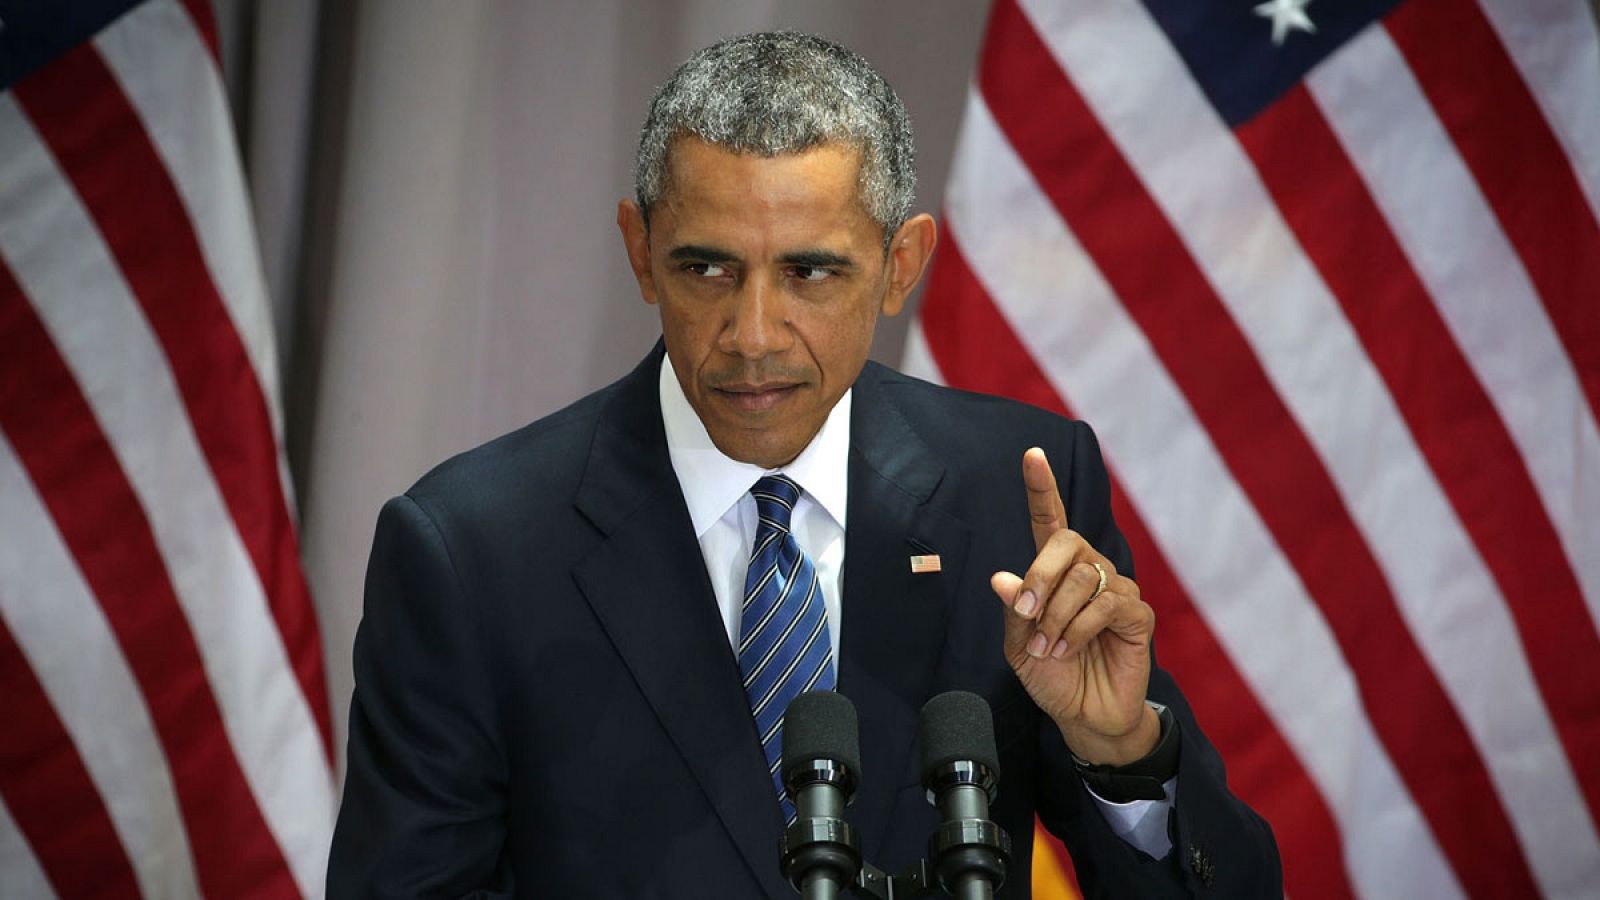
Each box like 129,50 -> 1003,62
1072,702 -> 1180,803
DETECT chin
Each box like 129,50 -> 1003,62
718,434 -> 804,469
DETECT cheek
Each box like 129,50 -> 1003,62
798,300 -> 880,369
658,299 -> 719,351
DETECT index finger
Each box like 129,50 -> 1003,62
1023,447 -> 1069,552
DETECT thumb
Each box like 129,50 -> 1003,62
990,571 -> 1035,658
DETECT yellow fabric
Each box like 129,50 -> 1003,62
1031,824 -> 1082,900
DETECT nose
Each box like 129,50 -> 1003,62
720,275 -> 792,360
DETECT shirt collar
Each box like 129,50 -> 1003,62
659,353 -> 851,537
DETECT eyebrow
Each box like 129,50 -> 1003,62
666,245 -> 860,271
777,249 -> 857,270
667,245 -> 739,263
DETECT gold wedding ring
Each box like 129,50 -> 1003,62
1090,562 -> 1107,600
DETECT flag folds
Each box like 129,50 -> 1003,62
0,1 -> 335,896
908,1 -> 1600,897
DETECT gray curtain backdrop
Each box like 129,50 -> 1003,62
213,0 -> 992,771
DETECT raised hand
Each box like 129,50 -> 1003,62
990,448 -> 1160,765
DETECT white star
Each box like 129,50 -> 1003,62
1254,0 -> 1317,46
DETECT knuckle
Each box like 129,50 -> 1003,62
1066,562 -> 1099,590
1064,607 -> 1104,643
1020,565 -> 1051,594
1134,594 -> 1154,619
1032,596 -> 1063,627
1046,529 -> 1081,552
1080,592 -> 1112,623
1037,596 -> 1075,632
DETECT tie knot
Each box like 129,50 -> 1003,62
751,474 -> 801,535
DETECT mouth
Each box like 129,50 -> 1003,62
712,381 -> 803,413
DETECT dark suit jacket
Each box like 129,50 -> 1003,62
328,347 -> 1280,898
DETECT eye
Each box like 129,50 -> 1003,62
684,262 -> 730,278
788,265 -> 833,282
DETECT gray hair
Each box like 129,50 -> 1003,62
634,31 -> 916,246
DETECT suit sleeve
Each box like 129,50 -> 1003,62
327,495 -> 512,899
1034,421 -> 1283,898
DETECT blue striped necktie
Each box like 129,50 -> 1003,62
738,474 -> 836,822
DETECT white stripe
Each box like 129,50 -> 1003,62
0,437 -> 200,900
753,488 -> 796,510
751,527 -> 782,561
752,610 -> 829,720
1017,1 -> 1600,892
761,717 -> 783,748
0,797 -> 57,900
743,560 -> 781,610
800,652 -> 833,692
946,87 -> 1463,900
93,0 -> 297,505
0,99 -> 332,899
900,319 -> 945,386
739,573 -> 790,653
1475,0 -> 1600,221
744,567 -> 814,692
1307,33 -> 1600,892
1310,22 -> 1600,633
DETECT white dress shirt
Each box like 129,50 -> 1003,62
659,355 -> 849,666
657,355 -> 1173,859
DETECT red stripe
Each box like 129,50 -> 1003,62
177,0 -> 222,68
0,609 -> 142,898
0,258 -> 298,896
978,0 -> 1539,893
920,235 -> 1354,899
1239,83 -> 1600,826
13,41 -> 334,760
1109,493 -> 1355,899
1385,0 -> 1600,424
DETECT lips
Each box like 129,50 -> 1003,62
713,382 -> 802,413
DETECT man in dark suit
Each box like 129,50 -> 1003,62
328,32 -> 1280,898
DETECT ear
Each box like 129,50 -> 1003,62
879,213 -> 938,317
617,199 -> 658,305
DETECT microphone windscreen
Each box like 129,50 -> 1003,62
781,690 -> 861,783
919,691 -> 1000,778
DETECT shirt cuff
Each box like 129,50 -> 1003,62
1086,776 -> 1178,859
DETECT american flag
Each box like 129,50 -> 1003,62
905,0 -> 1600,897
0,1 -> 334,896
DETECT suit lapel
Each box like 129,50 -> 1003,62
840,365 -> 972,857
570,349 -> 783,894
569,355 -> 976,885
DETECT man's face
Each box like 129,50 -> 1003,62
619,138 -> 934,468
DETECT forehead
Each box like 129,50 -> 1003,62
656,138 -> 877,242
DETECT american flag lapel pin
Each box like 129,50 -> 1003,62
909,554 -> 942,574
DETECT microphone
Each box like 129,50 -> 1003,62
779,690 -> 864,900
920,691 -> 1011,900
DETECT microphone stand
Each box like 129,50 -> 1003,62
922,760 -> 1010,900
781,760 -> 948,899
781,759 -> 862,900
778,690 -> 1011,899
847,860 -> 940,899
